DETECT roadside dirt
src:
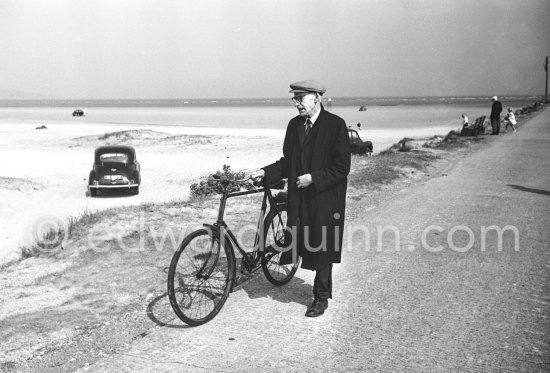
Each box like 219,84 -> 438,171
0,135 -> 492,373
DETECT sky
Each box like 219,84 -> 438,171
1,0 -> 549,99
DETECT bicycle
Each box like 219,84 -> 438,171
167,176 -> 300,326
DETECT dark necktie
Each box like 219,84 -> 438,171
305,118 -> 312,137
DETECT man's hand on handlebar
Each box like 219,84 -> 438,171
246,168 -> 265,181
250,169 -> 264,187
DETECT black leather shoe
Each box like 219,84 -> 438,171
305,299 -> 328,317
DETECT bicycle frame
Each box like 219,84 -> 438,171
207,185 -> 281,270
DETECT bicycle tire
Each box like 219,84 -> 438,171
261,207 -> 300,285
168,228 -> 235,326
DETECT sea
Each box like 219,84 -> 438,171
0,95 -> 542,152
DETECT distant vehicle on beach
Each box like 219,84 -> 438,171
88,145 -> 141,197
348,128 -> 373,155
72,109 -> 86,117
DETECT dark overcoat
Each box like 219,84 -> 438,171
263,107 -> 351,270
491,101 -> 503,119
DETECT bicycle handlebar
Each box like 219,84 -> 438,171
235,176 -> 253,183
237,175 -> 265,185
208,174 -> 284,189
239,175 -> 286,189
208,174 -> 263,185
207,175 -> 253,183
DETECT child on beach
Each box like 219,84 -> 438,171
504,107 -> 517,133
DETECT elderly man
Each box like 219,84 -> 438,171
490,96 -> 503,135
253,80 -> 351,317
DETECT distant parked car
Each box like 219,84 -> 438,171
348,128 -> 373,155
88,145 -> 140,197
72,109 -> 86,117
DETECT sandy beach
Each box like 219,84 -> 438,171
0,119 -> 286,264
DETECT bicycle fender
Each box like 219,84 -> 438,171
202,223 -> 218,233
202,224 -> 226,242
201,223 -> 237,292
202,223 -> 232,248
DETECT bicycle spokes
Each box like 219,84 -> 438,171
261,209 -> 300,286
168,230 -> 234,325
265,212 -> 286,249
186,235 -> 223,279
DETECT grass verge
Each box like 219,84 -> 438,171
350,150 -> 441,190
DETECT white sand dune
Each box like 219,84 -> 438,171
71,129 -> 217,146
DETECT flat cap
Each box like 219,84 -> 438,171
289,80 -> 326,94
491,96 -> 498,101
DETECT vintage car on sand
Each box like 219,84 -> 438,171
348,128 -> 373,155
72,109 -> 86,117
88,145 -> 140,197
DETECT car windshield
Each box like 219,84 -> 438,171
99,153 -> 129,163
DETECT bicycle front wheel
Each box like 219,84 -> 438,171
261,208 -> 300,285
168,229 -> 235,326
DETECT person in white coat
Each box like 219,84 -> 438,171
504,107 -> 517,133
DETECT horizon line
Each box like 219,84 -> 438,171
0,94 -> 543,101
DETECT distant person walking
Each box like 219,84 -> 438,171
490,96 -> 503,135
504,107 -> 517,133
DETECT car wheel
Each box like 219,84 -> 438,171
88,172 -> 97,197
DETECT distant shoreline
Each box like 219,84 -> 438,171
0,95 -> 543,108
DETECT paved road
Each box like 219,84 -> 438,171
82,109 -> 550,372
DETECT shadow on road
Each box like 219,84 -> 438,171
148,271 -> 313,329
146,292 -> 190,329
508,184 -> 550,196
238,274 -> 313,306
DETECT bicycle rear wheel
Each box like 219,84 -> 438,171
168,229 -> 235,326
261,207 -> 300,285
